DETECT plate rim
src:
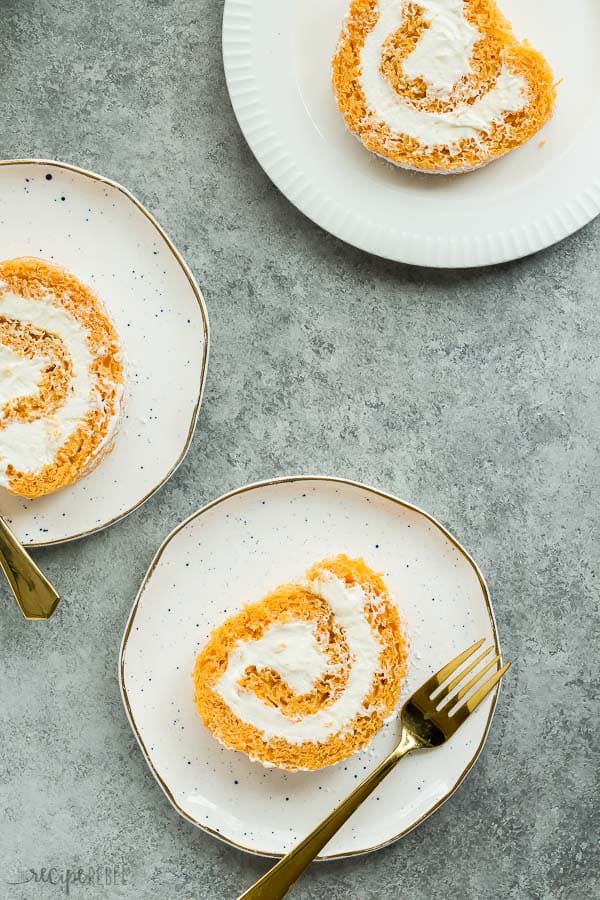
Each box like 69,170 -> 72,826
0,158 -> 210,548
119,475 -> 502,860
222,0 -> 600,268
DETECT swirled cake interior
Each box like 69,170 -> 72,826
0,257 -> 124,498
192,555 -> 408,771
332,0 -> 556,173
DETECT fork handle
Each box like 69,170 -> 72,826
0,517 -> 60,620
237,729 -> 419,900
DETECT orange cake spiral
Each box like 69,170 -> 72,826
0,257 -> 124,498
332,0 -> 556,173
193,555 -> 408,771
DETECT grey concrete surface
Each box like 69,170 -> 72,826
1,1 -> 598,898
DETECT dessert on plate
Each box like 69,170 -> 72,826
0,257 -> 124,498
192,554 -> 408,771
332,0 -> 556,173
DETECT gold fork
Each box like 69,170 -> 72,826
0,517 -> 60,619
238,639 -> 510,900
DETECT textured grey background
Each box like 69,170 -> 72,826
1,1 -> 598,898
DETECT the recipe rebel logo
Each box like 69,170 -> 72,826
6,864 -> 130,895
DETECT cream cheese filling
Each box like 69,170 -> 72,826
0,344 -> 47,407
215,574 -> 383,745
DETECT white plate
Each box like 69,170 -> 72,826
223,0 -> 600,267
0,160 -> 209,547
120,477 -> 502,859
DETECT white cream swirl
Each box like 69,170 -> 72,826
0,344 -> 47,406
215,574 -> 383,745
359,0 -> 528,148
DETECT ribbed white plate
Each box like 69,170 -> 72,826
0,161 -> 209,546
223,0 -> 600,267
121,477 -> 501,859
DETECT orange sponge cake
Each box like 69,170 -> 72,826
0,258 -> 124,498
193,555 -> 408,771
332,0 -> 556,173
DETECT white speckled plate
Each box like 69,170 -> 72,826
0,160 -> 209,546
223,0 -> 600,267
120,477 -> 502,859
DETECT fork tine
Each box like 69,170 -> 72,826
463,661 -> 511,712
432,646 -> 494,705
449,661 -> 511,726
418,638 -> 486,697
439,654 -> 501,709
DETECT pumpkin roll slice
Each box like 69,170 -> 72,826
332,0 -> 556,173
0,257 -> 124,498
193,554 -> 408,771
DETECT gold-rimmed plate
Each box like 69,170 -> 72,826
120,477 -> 502,859
0,160 -> 209,546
